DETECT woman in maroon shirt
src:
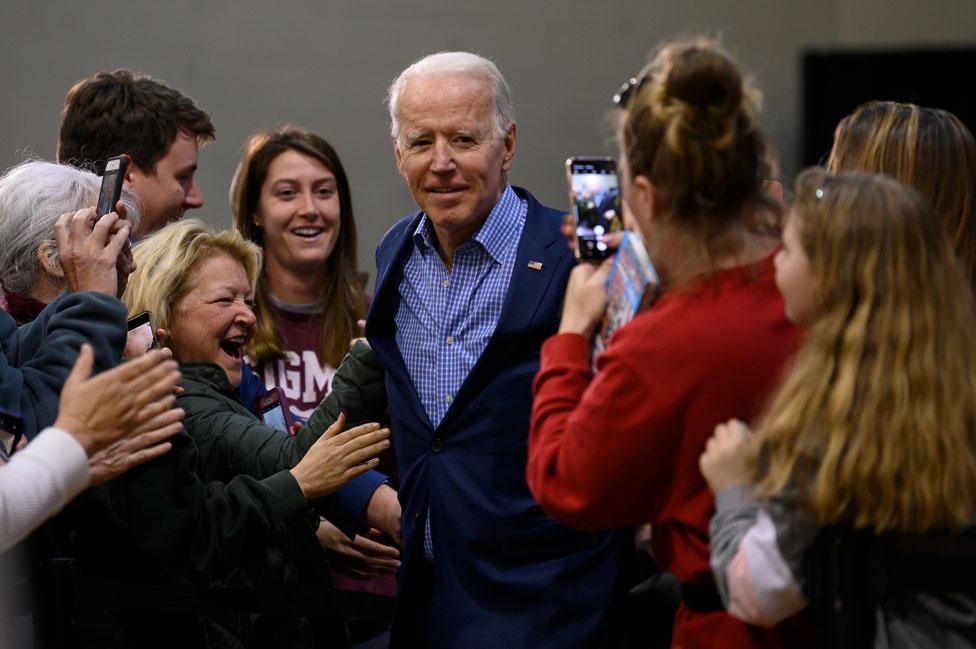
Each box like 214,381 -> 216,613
230,127 -> 397,645
527,37 -> 816,649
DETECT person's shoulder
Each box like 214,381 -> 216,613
0,308 -> 15,344
50,291 -> 127,329
512,186 -> 573,264
377,210 -> 421,253
176,363 -> 239,408
513,185 -> 565,225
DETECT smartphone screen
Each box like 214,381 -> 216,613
125,311 -> 158,358
567,157 -> 622,260
0,406 -> 24,461
257,388 -> 292,435
96,156 -> 128,218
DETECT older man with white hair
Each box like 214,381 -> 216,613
366,52 -> 633,649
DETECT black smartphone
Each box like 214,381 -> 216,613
0,406 -> 25,461
566,157 -> 622,261
257,388 -> 293,435
96,155 -> 128,218
125,311 -> 159,358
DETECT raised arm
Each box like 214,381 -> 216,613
700,419 -> 811,627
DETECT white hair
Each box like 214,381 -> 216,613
387,51 -> 515,141
0,160 -> 141,295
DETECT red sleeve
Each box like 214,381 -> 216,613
527,331 -> 682,530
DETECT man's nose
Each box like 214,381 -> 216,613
184,181 -> 204,209
430,140 -> 456,173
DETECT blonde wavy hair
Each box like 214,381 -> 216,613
754,168 -> 976,532
123,218 -> 262,333
827,100 -> 976,290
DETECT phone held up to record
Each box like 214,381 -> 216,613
257,388 -> 293,435
566,156 -> 622,261
125,311 -> 160,358
96,155 -> 129,218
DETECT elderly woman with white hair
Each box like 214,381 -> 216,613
0,160 -> 139,322
0,160 -> 146,441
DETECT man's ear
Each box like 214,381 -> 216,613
393,140 -> 406,179
501,122 -> 517,172
36,241 -> 64,279
123,156 -> 145,190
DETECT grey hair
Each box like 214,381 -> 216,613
387,51 -> 515,142
0,160 -> 141,295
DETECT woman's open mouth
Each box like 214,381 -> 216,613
219,336 -> 245,360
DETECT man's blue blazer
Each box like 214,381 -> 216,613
366,187 -> 631,649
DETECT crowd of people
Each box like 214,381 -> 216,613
1,33 -> 975,649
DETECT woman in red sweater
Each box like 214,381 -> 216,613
527,37 -> 816,648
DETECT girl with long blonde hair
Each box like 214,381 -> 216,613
701,168 -> 976,648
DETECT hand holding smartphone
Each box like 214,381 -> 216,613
566,157 -> 622,261
96,156 -> 128,218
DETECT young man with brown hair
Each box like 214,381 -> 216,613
57,69 -> 215,238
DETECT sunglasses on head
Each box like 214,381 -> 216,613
612,75 -> 650,109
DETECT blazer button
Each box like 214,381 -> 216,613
431,437 -> 444,453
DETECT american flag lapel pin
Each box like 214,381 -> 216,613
527,261 -> 544,271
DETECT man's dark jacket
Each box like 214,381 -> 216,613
366,187 -> 632,649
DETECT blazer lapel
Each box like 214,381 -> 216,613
366,213 -> 435,432
438,192 -> 568,432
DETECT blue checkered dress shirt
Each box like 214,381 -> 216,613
394,184 -> 527,559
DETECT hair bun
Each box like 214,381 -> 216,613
663,46 -> 743,117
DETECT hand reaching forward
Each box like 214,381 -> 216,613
699,419 -> 755,495
290,412 -> 390,501
54,344 -> 183,457
316,519 -> 400,579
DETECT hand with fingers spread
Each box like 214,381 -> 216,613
290,412 -> 390,500
315,519 -> 400,579
699,419 -> 755,494
55,206 -> 132,297
54,344 -> 183,458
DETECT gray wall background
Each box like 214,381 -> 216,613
1,0 -> 973,288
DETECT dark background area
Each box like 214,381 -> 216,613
803,49 -> 976,166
